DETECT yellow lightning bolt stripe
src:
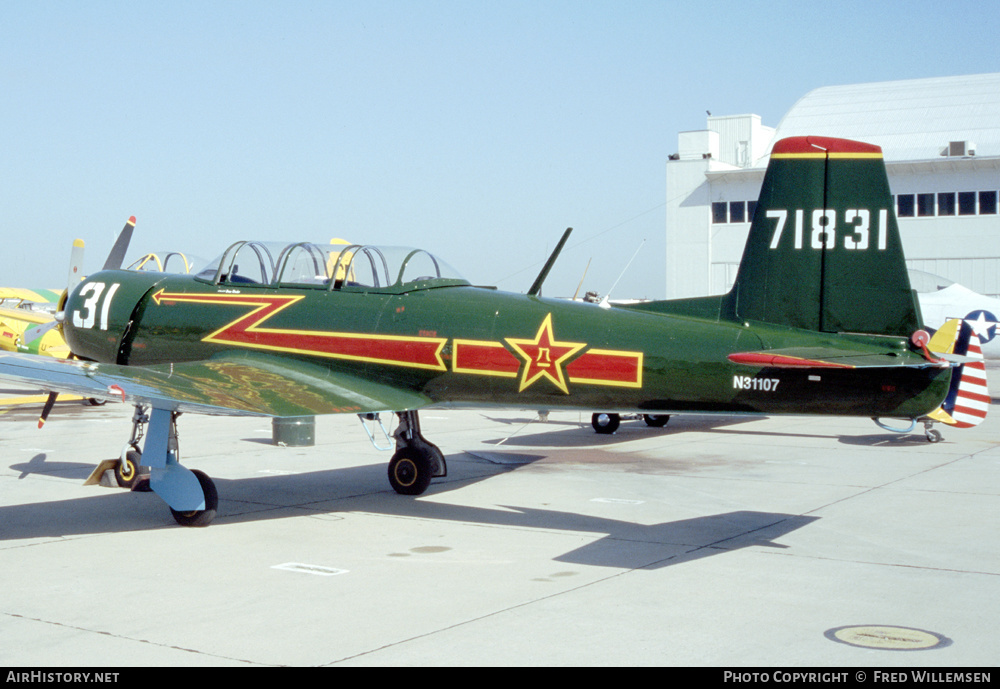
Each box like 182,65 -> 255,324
152,290 -> 448,371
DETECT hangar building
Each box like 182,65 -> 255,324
665,73 -> 1000,300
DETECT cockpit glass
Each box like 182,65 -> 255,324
196,241 -> 282,285
196,241 -> 468,292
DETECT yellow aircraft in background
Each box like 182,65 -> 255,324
0,235 -> 84,359
0,305 -> 69,358
0,225 -> 132,413
2,229 -> 349,363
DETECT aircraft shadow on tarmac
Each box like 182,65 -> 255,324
836,433 -> 944,447
2,453 -> 817,570
481,414 -> 764,448
481,413 -> 933,448
10,453 -> 96,481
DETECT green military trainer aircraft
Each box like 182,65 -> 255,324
0,136 -> 987,527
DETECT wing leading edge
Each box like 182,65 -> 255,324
0,351 -> 431,417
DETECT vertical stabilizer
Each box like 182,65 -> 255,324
724,136 -> 920,337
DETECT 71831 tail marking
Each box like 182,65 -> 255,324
767,209 -> 889,251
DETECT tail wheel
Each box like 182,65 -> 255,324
643,414 -> 670,428
591,413 -> 620,434
115,450 -> 143,489
388,447 -> 434,495
170,470 -> 218,527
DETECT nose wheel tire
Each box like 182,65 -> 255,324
115,450 -> 144,489
388,447 -> 434,495
643,414 -> 670,428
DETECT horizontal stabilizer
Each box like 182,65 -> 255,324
729,347 -> 952,370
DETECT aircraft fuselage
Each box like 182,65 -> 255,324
63,269 -> 951,420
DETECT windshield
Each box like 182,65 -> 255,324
196,241 -> 468,292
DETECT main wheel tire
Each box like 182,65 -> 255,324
643,414 -> 670,428
170,469 -> 218,527
388,447 -> 434,495
591,413 -> 620,434
115,450 -> 143,489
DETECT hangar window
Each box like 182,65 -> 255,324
980,191 -> 998,215
917,193 -> 935,217
712,202 -> 728,223
896,194 -> 915,217
958,192 -> 977,215
747,200 -> 756,219
729,201 -> 745,223
937,192 -> 956,216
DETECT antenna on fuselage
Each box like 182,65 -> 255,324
572,257 -> 592,301
599,239 -> 645,308
527,227 -> 572,297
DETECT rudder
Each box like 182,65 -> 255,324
926,319 -> 989,428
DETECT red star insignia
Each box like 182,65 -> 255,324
505,314 -> 586,393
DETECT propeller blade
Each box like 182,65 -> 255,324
38,391 -> 58,429
102,216 -> 136,271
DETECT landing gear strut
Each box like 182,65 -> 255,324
114,405 -> 151,489
121,405 -> 218,526
873,416 -> 944,443
923,419 -> 943,443
388,410 -> 446,495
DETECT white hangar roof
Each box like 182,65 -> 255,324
764,72 -> 1000,163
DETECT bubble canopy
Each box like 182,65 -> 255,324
195,241 -> 470,293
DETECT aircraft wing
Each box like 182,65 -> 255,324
0,288 -> 63,303
0,351 -> 431,417
728,346 -> 952,369
0,306 -> 54,326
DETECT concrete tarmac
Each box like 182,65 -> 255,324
1,381 -> 997,666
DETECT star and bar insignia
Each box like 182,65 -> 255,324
505,313 -> 586,393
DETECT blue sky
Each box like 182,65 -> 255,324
2,1 -> 997,298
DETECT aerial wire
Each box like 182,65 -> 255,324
495,199 -> 666,285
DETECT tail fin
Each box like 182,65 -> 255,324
724,136 -> 920,337
926,319 -> 989,427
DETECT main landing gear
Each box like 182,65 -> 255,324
591,412 -> 671,434
94,407 -> 444,528
100,404 -> 219,527
387,410 -> 447,495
